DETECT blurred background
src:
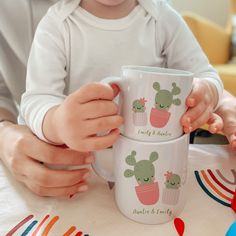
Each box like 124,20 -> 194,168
172,0 -> 229,27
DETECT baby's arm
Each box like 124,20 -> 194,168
20,10 -> 122,151
20,13 -> 67,141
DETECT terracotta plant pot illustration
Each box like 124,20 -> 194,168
162,188 -> 180,205
135,182 -> 159,205
150,107 -> 171,128
133,112 -> 147,126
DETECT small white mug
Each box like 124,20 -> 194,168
92,134 -> 189,224
101,65 -> 193,142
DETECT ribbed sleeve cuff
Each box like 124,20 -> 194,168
28,102 -> 63,145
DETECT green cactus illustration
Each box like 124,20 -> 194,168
164,171 -> 181,189
124,151 -> 158,185
132,98 -> 147,113
153,82 -> 181,111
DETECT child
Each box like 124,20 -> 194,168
20,0 -> 223,151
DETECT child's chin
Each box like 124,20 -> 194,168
97,0 -> 126,6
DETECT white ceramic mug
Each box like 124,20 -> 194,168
101,65 -> 193,142
92,134 -> 189,224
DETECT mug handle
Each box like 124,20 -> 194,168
92,76 -> 124,182
92,150 -> 115,182
100,76 -> 123,88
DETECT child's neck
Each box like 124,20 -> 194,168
80,0 -> 138,19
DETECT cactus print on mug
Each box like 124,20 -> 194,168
150,82 -> 181,128
132,98 -> 147,126
162,171 -> 182,205
124,151 -> 159,205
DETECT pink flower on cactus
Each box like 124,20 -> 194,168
139,98 -> 147,106
164,171 -> 173,180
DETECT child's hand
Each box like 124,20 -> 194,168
44,83 -> 123,152
207,113 -> 223,134
215,92 -> 236,150
181,78 -> 218,133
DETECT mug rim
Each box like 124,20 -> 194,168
121,65 -> 194,77
118,133 -> 189,145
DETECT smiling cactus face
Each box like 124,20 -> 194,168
134,160 -> 155,184
164,171 -> 181,189
132,98 -> 147,113
154,90 -> 173,110
153,82 -> 181,111
124,151 -> 158,185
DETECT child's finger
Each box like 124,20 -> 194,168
207,113 -> 223,134
82,115 -> 123,136
224,127 -> 236,151
229,134 -> 236,150
185,80 -> 203,107
181,100 -> 206,127
186,97 -> 196,108
80,100 -> 119,119
70,83 -> 115,104
82,128 -> 121,152
111,83 -> 120,97
183,106 -> 212,133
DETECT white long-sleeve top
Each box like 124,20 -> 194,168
0,0 -> 55,117
20,0 -> 223,141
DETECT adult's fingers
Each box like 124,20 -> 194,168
24,178 -> 88,197
22,135 -> 94,165
21,157 -> 91,188
70,83 -> 115,104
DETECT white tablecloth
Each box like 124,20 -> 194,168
0,145 -> 235,236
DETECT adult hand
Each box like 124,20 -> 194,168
0,122 -> 94,197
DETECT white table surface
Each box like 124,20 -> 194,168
0,144 -> 235,236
